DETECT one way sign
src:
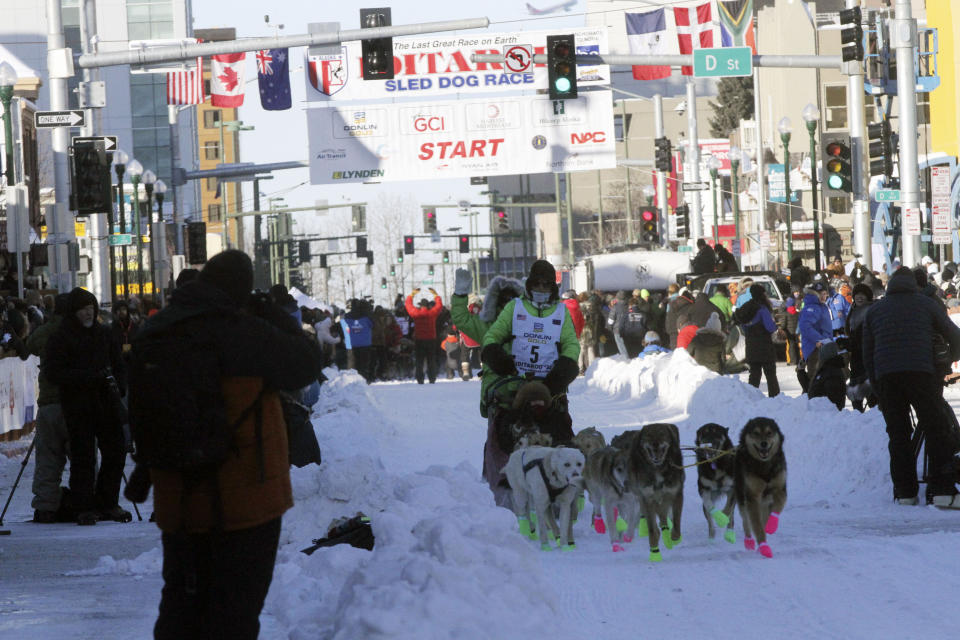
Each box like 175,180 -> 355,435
73,135 -> 117,151
35,110 -> 85,128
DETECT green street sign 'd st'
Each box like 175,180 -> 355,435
875,189 -> 901,202
693,47 -> 753,78
109,233 -> 133,246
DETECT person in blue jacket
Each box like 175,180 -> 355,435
638,331 -> 671,358
798,281 -> 834,385
826,281 -> 851,335
340,298 -> 374,382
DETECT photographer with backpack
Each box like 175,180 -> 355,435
126,250 -> 321,640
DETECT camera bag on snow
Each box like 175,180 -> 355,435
280,391 -> 322,468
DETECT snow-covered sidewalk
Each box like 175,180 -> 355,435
2,355 -> 959,639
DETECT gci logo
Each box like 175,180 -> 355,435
413,116 -> 447,132
570,131 -> 606,144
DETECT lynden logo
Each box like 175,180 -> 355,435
413,116 -> 446,132
332,169 -> 386,180
571,131 -> 606,145
316,148 -> 347,160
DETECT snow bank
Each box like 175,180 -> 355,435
582,350 -> 891,505
66,547 -> 162,577
268,370 -> 562,640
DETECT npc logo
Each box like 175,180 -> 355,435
531,135 -> 547,150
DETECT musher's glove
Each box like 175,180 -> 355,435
482,344 -> 518,376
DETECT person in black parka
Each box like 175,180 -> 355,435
43,288 -> 129,525
734,283 -> 780,397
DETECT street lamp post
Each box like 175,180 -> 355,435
127,159 -> 144,297
218,119 -> 254,250
801,103 -> 822,271
778,116 -> 794,261
0,61 -> 18,187
708,155 -> 722,246
142,169 -> 157,298
730,146 -> 742,270
111,149 -> 130,301
154,179 -> 167,296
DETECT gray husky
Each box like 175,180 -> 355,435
582,446 -> 641,552
626,423 -> 685,562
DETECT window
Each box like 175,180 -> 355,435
203,110 -> 221,128
208,204 -> 222,222
127,0 -> 174,40
203,142 -> 221,160
205,177 -> 218,191
823,84 -> 878,131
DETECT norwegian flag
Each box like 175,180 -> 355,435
166,57 -> 204,105
210,52 -> 246,107
674,2 -> 717,76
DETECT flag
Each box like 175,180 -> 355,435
256,48 -> 291,111
625,9 -> 671,80
718,0 -> 756,54
210,52 -> 246,107
674,2 -> 716,76
166,57 -> 204,105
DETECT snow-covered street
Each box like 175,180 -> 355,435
2,353 -> 960,639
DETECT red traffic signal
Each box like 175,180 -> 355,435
403,235 -> 415,255
458,235 -> 470,254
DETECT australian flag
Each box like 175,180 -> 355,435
257,48 -> 291,111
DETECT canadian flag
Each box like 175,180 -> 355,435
210,52 -> 246,107
674,2 -> 716,76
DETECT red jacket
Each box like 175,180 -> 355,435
405,295 -> 444,340
563,299 -> 585,338
677,323 -> 699,350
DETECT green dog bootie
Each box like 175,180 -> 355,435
540,543 -> 553,552
637,517 -> 649,537
517,517 -> 531,538
577,496 -> 585,512
711,509 -> 730,528
649,548 -> 663,562
724,529 -> 736,544
615,515 -> 628,533
560,543 -> 576,552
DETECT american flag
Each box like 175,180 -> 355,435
166,56 -> 205,105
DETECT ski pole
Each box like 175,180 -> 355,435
0,435 -> 37,527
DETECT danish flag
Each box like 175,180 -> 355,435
674,2 -> 716,76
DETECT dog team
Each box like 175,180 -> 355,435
501,417 -> 787,561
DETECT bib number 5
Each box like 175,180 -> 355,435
529,345 -> 540,363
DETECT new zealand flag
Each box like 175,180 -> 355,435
257,48 -> 291,111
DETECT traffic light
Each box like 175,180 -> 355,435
839,7 -> 864,63
442,250 -> 450,263
422,206 -> 438,233
380,277 -> 387,289
404,235 -> 415,255
359,8 -> 394,81
823,133 -> 853,195
640,207 -> 659,244
366,251 -> 374,266
495,207 -> 509,231
319,254 -> 328,269
351,204 -> 366,232
867,120 -> 893,179
654,137 -> 672,173
458,235 -> 470,254
389,265 -> 396,276
187,221 -> 207,264
674,204 -> 689,240
546,34 -> 577,100
356,235 -> 367,258
298,239 -> 311,265
396,248 -> 404,263
70,139 -> 112,215
428,264 -> 435,276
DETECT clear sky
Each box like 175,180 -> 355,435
190,0 -> 587,236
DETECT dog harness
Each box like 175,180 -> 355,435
511,302 -> 565,377
521,452 -> 568,502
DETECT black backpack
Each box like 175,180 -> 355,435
128,317 -> 258,472
621,305 -> 648,338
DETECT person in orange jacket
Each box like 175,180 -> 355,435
404,288 -> 444,384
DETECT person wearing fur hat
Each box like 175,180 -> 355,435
685,312 -> 726,374
734,284 -> 781,397
845,283 -> 877,412
450,269 -> 525,413
42,287 -> 129,525
479,259 -> 580,507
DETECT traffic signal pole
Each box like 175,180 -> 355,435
846,0 -> 872,270
892,0 -> 922,267
685,79 -> 702,244
653,95 -> 668,241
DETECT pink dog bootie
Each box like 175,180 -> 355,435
758,542 -> 773,558
744,536 -> 756,551
765,512 -> 780,535
612,542 -> 626,553
593,514 -> 606,535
